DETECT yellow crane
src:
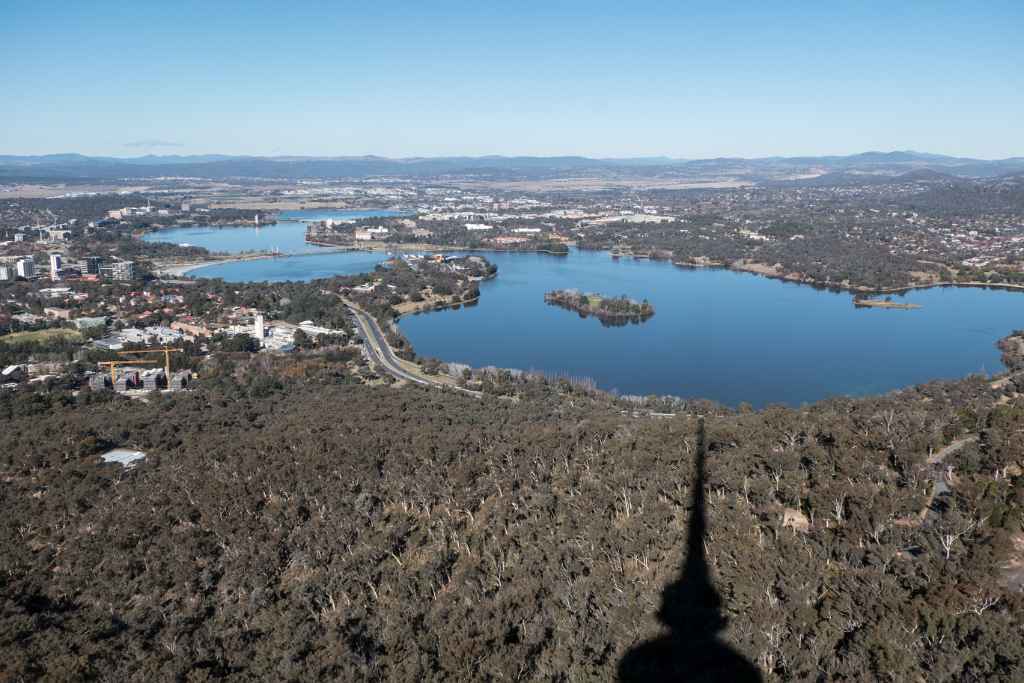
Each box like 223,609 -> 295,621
117,347 -> 184,379
97,359 -> 157,384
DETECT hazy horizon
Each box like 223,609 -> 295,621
4,1 -> 1022,159
4,149 -> 1022,163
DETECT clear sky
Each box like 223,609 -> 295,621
3,1 -> 1022,159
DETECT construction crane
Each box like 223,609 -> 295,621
98,359 -> 156,384
117,347 -> 184,379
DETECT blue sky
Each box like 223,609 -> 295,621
2,1 -> 1022,158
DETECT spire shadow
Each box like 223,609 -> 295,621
618,418 -> 762,682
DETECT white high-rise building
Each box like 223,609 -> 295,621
49,253 -> 62,281
254,314 -> 265,344
15,258 -> 35,279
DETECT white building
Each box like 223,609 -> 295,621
0,264 -> 13,282
297,320 -> 343,337
354,226 -> 389,241
465,223 -> 494,231
254,314 -> 265,344
144,326 -> 183,345
117,328 -> 146,344
49,253 -> 62,281
38,287 -> 72,299
117,326 -> 183,346
15,258 -> 35,279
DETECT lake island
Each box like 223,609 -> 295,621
544,289 -> 655,326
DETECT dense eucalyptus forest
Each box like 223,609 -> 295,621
2,350 -> 1023,680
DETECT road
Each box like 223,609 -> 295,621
896,434 -> 978,531
927,434 -> 978,496
922,434 -> 978,524
927,434 -> 978,467
343,299 -> 482,397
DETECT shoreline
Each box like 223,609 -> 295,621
155,253 -> 280,277
391,271 -> 496,320
161,238 -> 1024,302
142,219 -> 275,233
156,241 -> 569,278
154,245 -> 387,277
307,238 -> 570,256
664,256 -> 1024,297
161,241 -> 1024,302
393,294 -> 482,319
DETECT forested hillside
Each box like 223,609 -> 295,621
2,365 -> 1023,680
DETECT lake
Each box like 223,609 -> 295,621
160,227 -> 1024,407
186,250 -> 391,282
400,250 -> 1024,407
142,209 -> 407,255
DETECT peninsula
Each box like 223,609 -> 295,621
544,289 -> 654,326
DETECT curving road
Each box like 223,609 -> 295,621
343,299 -> 481,397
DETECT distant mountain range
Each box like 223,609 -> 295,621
1,151 -> 1022,183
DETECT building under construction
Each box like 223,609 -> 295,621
141,369 -> 164,391
91,347 -> 193,393
90,366 -> 192,393
114,370 -> 141,392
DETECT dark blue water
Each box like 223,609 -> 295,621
188,247 -> 1024,407
397,250 -> 1024,407
142,209 -> 406,255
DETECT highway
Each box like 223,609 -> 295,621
343,300 -> 482,397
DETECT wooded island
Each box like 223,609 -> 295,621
544,289 -> 654,326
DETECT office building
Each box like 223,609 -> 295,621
49,253 -> 62,281
15,258 -> 35,279
83,256 -> 102,275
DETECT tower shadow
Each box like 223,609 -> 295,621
618,418 -> 762,682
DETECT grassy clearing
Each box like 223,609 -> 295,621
0,328 -> 83,345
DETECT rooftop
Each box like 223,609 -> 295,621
100,448 -> 146,468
